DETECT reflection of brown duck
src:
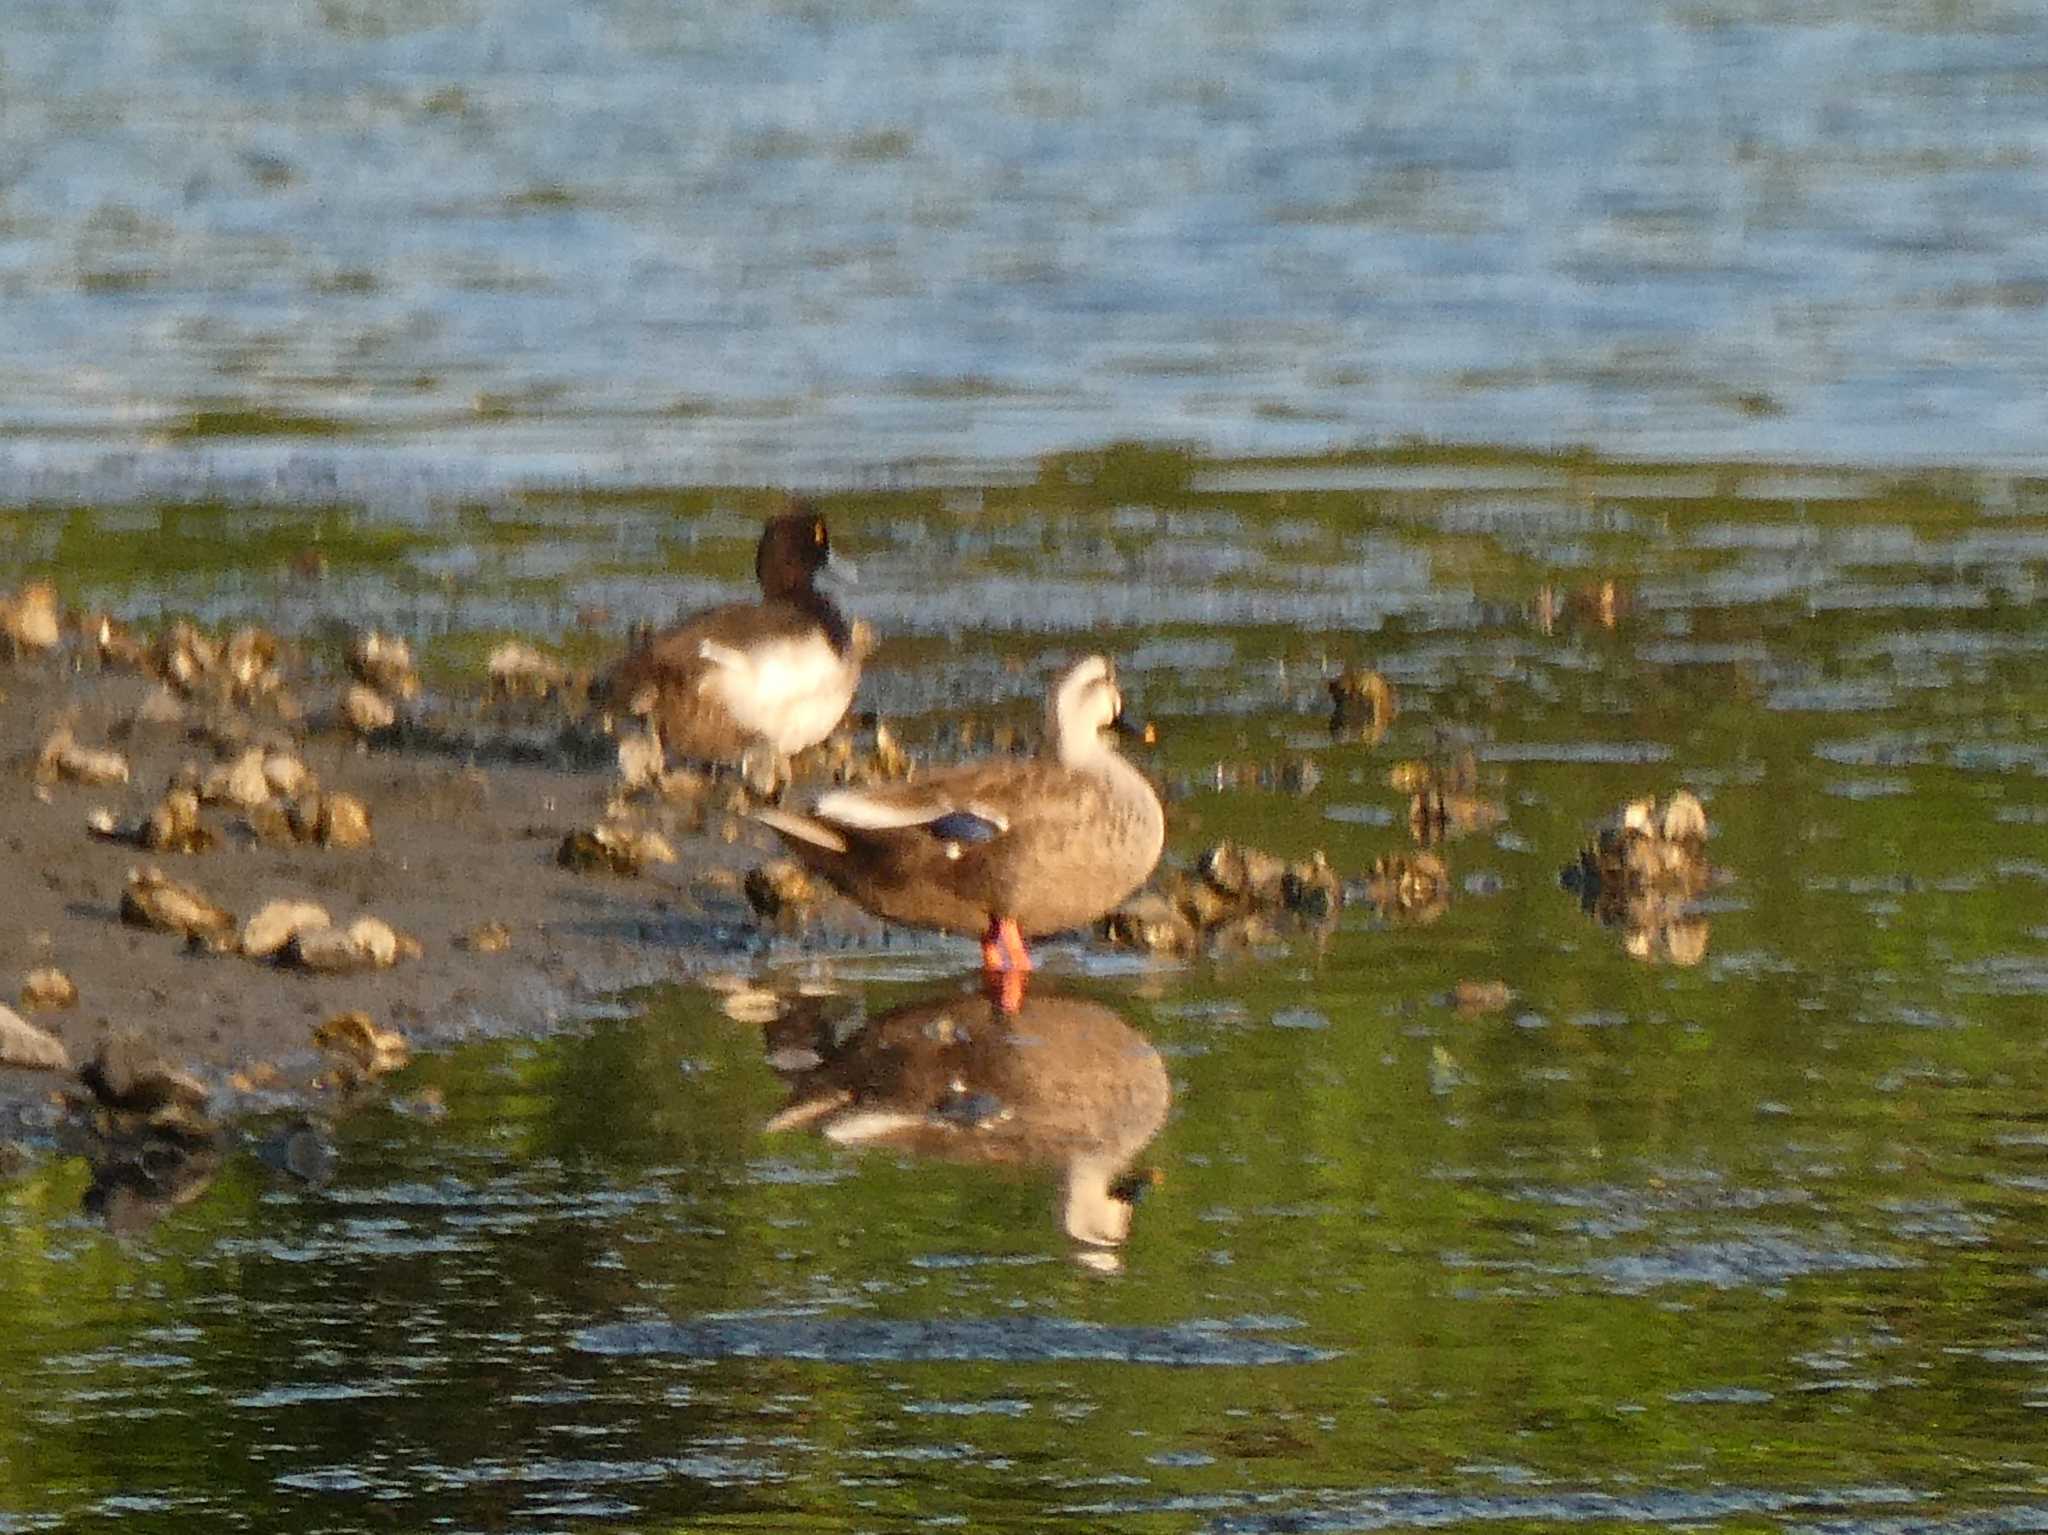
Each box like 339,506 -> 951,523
761,986 -> 1170,1249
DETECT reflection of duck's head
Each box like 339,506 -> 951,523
763,985 -> 1170,1248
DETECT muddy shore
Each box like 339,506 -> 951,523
0,645 -> 899,1150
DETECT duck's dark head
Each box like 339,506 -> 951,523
756,504 -> 835,600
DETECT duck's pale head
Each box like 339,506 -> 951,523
1049,655 -> 1124,763
756,503 -> 835,601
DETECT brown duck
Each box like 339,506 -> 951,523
755,656 -> 1165,989
609,505 -> 862,781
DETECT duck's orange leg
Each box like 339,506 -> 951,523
979,915 -> 1034,974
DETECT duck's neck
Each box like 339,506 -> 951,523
768,580 -> 851,654
1054,726 -> 1111,770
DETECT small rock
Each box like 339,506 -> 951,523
20,967 -> 79,1012
0,1003 -> 68,1070
143,787 -> 215,853
1,581 -> 62,656
154,621 -> 220,695
313,1011 -> 410,1079
312,790 -> 374,849
342,683 -> 396,734
199,749 -> 274,810
121,866 -> 236,948
246,800 -> 299,847
348,630 -> 420,698
745,859 -> 819,922
558,821 -> 675,876
89,612 -> 150,670
617,729 -> 664,791
1102,892 -> 1199,955
132,684 -> 187,728
1366,851 -> 1451,922
241,899 -> 333,960
223,626 -> 283,699
79,1035 -> 207,1113
346,916 -> 402,968
36,726 -> 130,786
261,750 -> 311,799
462,921 -> 512,954
488,640 -> 569,698
720,989 -> 786,1025
286,915 -> 415,973
1198,841 -> 1289,906
289,925 -> 377,973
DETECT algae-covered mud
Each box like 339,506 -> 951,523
4,448 -> 2048,1531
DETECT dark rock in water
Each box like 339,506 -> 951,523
80,1034 -> 209,1115
70,1112 -> 222,1235
1198,841 -> 1289,905
1281,851 -> 1344,921
1329,666 -> 1397,741
1410,787 -> 1506,846
253,1119 -> 339,1185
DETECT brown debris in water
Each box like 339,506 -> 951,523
1104,839 -> 1347,955
1450,979 -> 1514,1017
1364,851 -> 1451,923
1535,578 -> 1633,635
1329,666 -> 1397,743
1561,789 -> 1713,966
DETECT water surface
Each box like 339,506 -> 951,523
5,454 -> 2048,1530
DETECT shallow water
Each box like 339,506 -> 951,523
7,454 -> 2048,1530
7,0 -> 2048,489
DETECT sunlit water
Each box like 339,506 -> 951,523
6,458 -> 2048,1530
6,0 -> 2048,491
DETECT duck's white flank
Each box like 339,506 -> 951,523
697,633 -> 857,756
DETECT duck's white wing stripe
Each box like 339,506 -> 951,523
812,788 -> 952,830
